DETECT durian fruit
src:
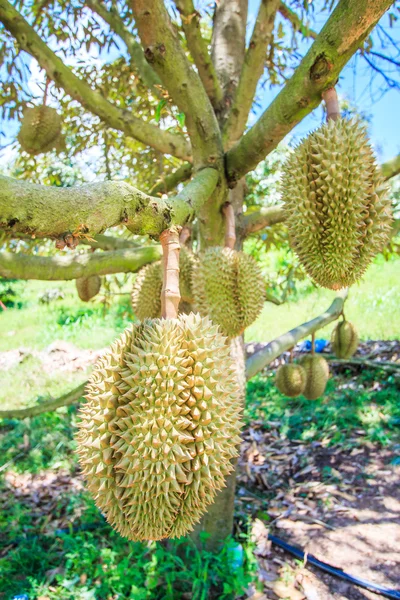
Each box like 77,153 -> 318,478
18,105 -> 64,155
281,118 -> 392,290
331,320 -> 359,359
193,247 -> 265,337
131,248 -> 197,320
76,275 -> 101,302
299,354 -> 330,400
275,363 -> 306,398
77,313 -> 242,541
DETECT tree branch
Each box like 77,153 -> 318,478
0,0 -> 191,161
226,0 -> 393,185
0,382 -> 86,420
149,162 -> 193,196
381,154 -> 400,181
85,0 -> 161,90
0,246 -> 161,280
242,205 -> 286,234
246,290 -> 348,380
174,0 -> 223,109
0,168 -> 218,238
131,0 -> 222,168
223,0 -> 281,145
80,234 -> 140,251
278,2 -> 317,40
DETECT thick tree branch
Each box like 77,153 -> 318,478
242,205 -> 286,234
80,234 -> 139,251
85,0 -> 161,90
0,0 -> 191,161
211,0 -> 248,123
223,0 -> 281,146
246,290 -> 348,380
226,0 -> 393,184
131,0 -> 222,168
381,154 -> 400,181
0,246 -> 161,280
279,2 -> 317,40
0,168 -> 218,238
174,0 -> 223,110
0,382 -> 86,420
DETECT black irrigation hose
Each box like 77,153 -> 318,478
268,533 -> 400,600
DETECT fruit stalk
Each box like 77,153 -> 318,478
160,227 -> 181,319
222,202 -> 236,249
322,87 -> 340,121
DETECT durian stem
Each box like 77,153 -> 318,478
222,203 -> 236,249
160,227 -> 181,319
179,226 -> 191,246
289,348 -> 294,363
311,332 -> 316,355
322,87 -> 340,122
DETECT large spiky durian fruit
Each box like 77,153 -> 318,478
299,354 -> 330,400
331,320 -> 359,359
275,363 -> 306,398
193,247 -> 265,337
18,105 -> 64,155
77,313 -> 242,541
76,275 -> 101,302
131,248 -> 197,320
282,118 -> 392,290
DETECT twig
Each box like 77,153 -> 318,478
0,382 -> 87,420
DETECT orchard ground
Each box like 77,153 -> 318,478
0,254 -> 399,599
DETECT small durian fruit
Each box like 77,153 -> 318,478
299,354 -> 330,400
18,105 -> 64,155
275,363 -> 307,398
281,118 -> 392,290
193,247 -> 265,337
131,248 -> 196,320
77,313 -> 242,541
76,275 -> 101,302
331,320 -> 359,359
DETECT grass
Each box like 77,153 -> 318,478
246,255 -> 400,343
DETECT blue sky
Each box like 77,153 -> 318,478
1,1 -> 399,165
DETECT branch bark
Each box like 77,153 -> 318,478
131,0 -> 222,168
226,0 -> 393,185
149,162 -> 193,196
0,246 -> 162,280
381,154 -> 400,181
223,0 -> 281,145
85,0 -> 161,90
242,204 -> 286,234
0,168 -> 218,238
245,290 -> 348,380
174,0 -> 223,109
0,382 -> 86,420
0,0 -> 191,161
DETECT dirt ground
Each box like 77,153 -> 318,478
239,426 -> 400,599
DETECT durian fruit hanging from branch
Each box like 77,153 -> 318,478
77,227 -> 242,541
193,203 -> 265,338
331,318 -> 359,359
299,335 -> 330,401
281,87 -> 392,290
75,275 -> 101,302
131,246 -> 197,319
275,351 -> 306,398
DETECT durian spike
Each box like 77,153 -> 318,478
160,227 -> 181,319
222,202 -> 236,250
322,87 -> 340,122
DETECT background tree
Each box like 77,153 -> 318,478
0,0 -> 399,551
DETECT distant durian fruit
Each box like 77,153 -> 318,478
331,320 -> 359,359
275,363 -> 306,398
76,275 -> 101,302
299,354 -> 329,400
193,247 -> 265,337
77,313 -> 242,541
131,248 -> 197,320
282,118 -> 392,290
18,105 -> 64,155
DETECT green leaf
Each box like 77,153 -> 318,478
176,112 -> 185,128
155,98 -> 167,123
